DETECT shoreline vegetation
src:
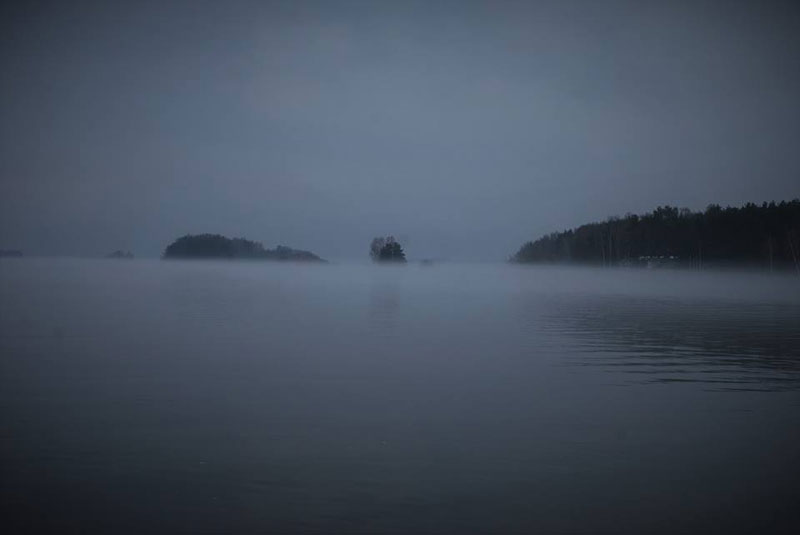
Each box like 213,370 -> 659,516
4,201 -> 800,272
162,234 -> 325,262
511,200 -> 800,273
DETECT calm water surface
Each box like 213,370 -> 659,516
1,259 -> 799,534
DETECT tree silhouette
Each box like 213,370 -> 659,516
370,236 -> 407,263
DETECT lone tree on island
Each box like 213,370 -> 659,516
370,236 -> 407,263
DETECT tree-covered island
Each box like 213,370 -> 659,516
163,234 -> 325,262
370,236 -> 407,263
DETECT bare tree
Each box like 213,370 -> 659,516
370,237 -> 386,262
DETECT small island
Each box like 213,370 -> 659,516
163,234 -> 325,262
106,250 -> 134,259
370,236 -> 407,263
0,250 -> 23,258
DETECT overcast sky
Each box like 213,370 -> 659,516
1,0 -> 798,260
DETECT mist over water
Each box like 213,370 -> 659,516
1,259 -> 799,533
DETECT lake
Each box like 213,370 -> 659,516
1,259 -> 799,534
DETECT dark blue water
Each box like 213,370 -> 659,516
2,259 -> 799,533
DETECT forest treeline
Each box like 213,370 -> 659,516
511,200 -> 800,271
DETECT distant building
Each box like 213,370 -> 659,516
637,255 -> 679,269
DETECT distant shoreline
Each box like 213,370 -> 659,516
511,200 -> 800,274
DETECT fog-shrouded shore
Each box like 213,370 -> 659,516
512,200 -> 800,272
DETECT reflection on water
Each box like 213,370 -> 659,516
541,295 -> 800,391
369,274 -> 401,331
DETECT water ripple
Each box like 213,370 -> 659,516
539,295 -> 800,391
